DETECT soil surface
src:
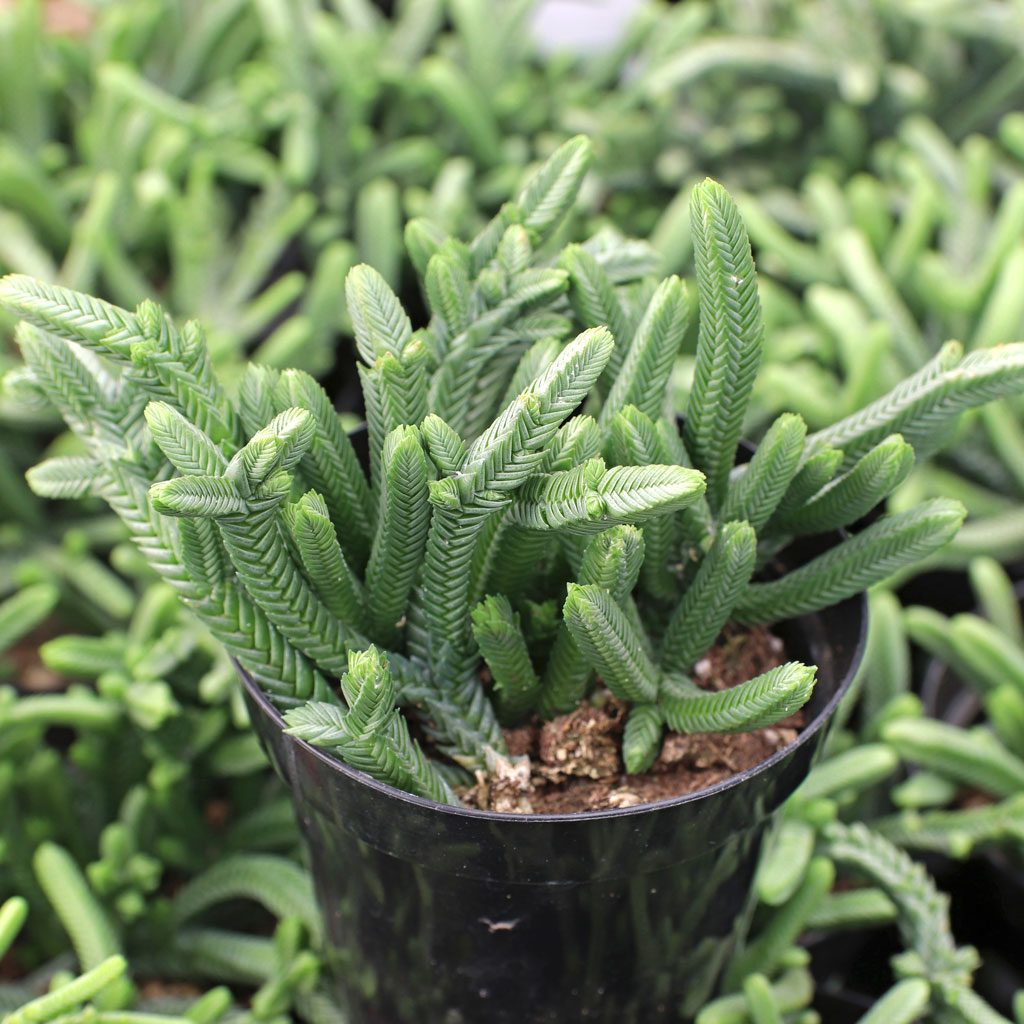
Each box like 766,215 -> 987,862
460,624 -> 804,814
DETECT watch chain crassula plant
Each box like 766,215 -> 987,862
4,137 -> 1024,807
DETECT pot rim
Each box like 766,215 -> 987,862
240,589 -> 867,825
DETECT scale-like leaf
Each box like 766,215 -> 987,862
661,662 -> 816,734
0,274 -> 140,356
809,341 -> 1024,472
558,243 -> 632,387
539,415 -> 602,473
150,476 -> 247,518
600,275 -> 688,426
421,414 -> 468,475
595,464 -> 706,521
145,402 -> 226,477
662,520 -> 757,674
285,648 -> 456,804
426,244 -> 474,340
237,408 -> 315,487
276,369 -> 373,566
365,426 -> 431,647
623,703 -> 664,774
684,179 -> 765,510
563,583 -> 659,703
459,327 -> 614,498
405,218 -> 449,279
346,263 -> 412,365
359,339 -> 429,493
289,492 -> 368,633
772,434 -> 914,537
737,499 -> 966,624
720,414 -> 806,531
471,594 -> 541,724
770,442 -> 844,523
26,457 -> 104,499
516,135 -> 592,245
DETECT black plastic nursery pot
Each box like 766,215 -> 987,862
240,577 -> 865,1024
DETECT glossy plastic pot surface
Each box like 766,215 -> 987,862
241,559 -> 865,1024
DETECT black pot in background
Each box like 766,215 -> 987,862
240,567 -> 865,1024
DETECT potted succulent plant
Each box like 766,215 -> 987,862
5,138 -> 1024,1022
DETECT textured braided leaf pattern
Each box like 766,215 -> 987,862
468,505 -> 511,608
516,135 -> 592,244
539,415 -> 602,473
345,264 -> 412,365
661,662 -> 816,734
737,499 -> 966,625
414,498 -> 507,686
809,341 -> 1024,472
238,365 -> 281,440
405,217 -> 449,279
97,459 -> 194,598
460,327 -> 614,497
178,518 -> 230,593
662,520 -> 757,674
16,325 -> 142,449
131,316 -> 237,446
596,464 -> 706,520
285,649 -> 456,804
289,492 -> 368,634
579,525 -> 645,603
537,519 -> 653,716
468,202 -> 521,275
0,274 -> 141,354
622,703 -> 664,774
14,322 -> 327,705
496,225 -> 532,276
461,344 -> 530,442
499,337 -> 561,413
25,456 -> 104,499
772,434 -> 914,537
145,402 -> 227,477
684,179 -> 765,510
425,244 -> 474,341
558,243 -> 632,386
606,406 -> 681,598
358,340 -> 429,494
720,413 -> 806,531
429,270 -> 569,435
471,595 -> 540,724
149,476 -> 248,518
238,408 -> 315,486
216,501 -> 355,682
509,460 -> 599,531
365,426 -> 430,648
111,457 -> 323,702
563,583 -> 659,703
599,275 -> 688,426
771,442 -> 844,523
421,414 -> 468,475
276,369 -> 373,566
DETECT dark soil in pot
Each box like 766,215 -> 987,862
240,571 -> 865,1024
464,624 -> 802,814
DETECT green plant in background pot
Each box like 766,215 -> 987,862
5,137 -> 1024,1021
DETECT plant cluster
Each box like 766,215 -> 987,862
3,2 -> 1024,1021
5,137 -> 1024,804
